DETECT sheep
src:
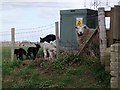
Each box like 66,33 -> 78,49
14,48 -> 27,60
27,43 -> 41,60
14,49 -> 19,60
40,34 -> 56,43
75,24 -> 99,57
40,41 -> 56,60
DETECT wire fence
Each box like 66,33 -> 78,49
1,13 -> 110,48
1,23 -> 55,42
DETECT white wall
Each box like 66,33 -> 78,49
118,1 -> 120,5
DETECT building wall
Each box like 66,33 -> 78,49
118,1 -> 120,5
60,9 -> 98,49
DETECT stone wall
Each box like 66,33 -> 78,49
104,47 -> 111,72
110,42 -> 120,88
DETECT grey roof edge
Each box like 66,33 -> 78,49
60,8 -> 98,14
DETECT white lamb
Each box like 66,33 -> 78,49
40,41 -> 56,60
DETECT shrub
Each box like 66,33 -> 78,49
63,53 -> 82,65
27,63 -> 36,69
2,63 -> 12,75
2,61 -> 21,75
81,56 -> 111,87
17,67 -> 31,79
40,79 -> 54,88
23,79 -> 34,88
53,59 -> 65,70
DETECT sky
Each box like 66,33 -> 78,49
0,0 -> 119,42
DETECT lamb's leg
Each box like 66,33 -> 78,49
26,53 -> 30,59
33,52 -> 36,60
48,50 -> 53,60
24,52 -> 27,59
19,54 -> 23,60
16,55 -> 19,60
27,52 -> 32,59
43,49 -> 47,60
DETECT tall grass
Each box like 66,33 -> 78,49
2,46 -> 111,88
2,47 -> 11,62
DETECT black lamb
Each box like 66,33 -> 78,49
27,43 -> 41,60
40,34 -> 56,43
14,49 -> 19,59
14,48 -> 27,60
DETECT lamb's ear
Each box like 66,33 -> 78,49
34,43 -> 39,46
30,42 -> 33,44
83,25 -> 86,28
40,37 -> 43,41
75,26 -> 78,29
83,25 -> 89,29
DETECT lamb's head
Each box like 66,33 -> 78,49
75,24 -> 88,36
40,37 -> 44,43
34,43 -> 41,49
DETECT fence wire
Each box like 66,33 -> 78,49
1,23 -> 55,41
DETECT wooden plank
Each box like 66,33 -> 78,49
113,5 -> 120,41
109,7 -> 114,45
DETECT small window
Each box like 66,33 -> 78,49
105,17 -> 110,29
70,10 -> 75,12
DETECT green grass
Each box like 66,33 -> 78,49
2,46 -> 111,88
2,47 -> 11,62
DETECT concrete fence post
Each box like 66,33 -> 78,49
55,22 -> 60,58
98,7 -> 107,65
11,28 -> 15,62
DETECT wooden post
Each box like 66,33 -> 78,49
80,29 -> 98,53
55,22 -> 60,58
109,7 -> 114,46
98,7 -> 107,65
11,28 -> 15,62
110,5 -> 120,89
113,5 -> 120,42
